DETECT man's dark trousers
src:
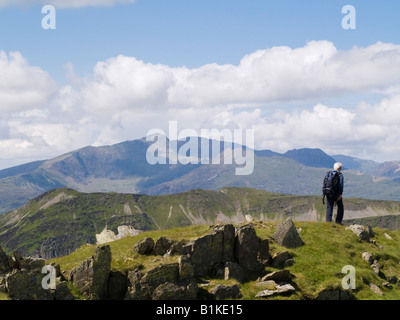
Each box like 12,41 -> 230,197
326,196 -> 344,223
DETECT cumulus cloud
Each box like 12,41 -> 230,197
0,0 -> 136,8
2,41 -> 400,168
68,41 -> 400,114
0,51 -> 57,113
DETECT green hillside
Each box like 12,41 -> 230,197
1,187 -> 400,260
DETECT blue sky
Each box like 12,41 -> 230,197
0,0 -> 400,168
1,0 -> 397,83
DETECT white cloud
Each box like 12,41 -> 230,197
80,55 -> 175,113
2,41 -> 400,168
0,51 -> 57,113
168,41 -> 400,107
0,0 -> 136,8
70,41 -> 400,114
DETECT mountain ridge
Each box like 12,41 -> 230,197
1,137 -> 400,215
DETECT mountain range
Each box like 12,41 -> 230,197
1,137 -> 400,215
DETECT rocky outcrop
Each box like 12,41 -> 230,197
69,245 -> 112,300
1,222 -> 301,300
0,246 -> 73,300
6,269 -> 54,300
125,258 -> 198,300
124,223 -> 269,299
189,224 -> 236,277
96,226 -> 142,245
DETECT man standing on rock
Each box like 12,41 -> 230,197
325,162 -> 344,225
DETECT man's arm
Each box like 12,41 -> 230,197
337,173 -> 344,200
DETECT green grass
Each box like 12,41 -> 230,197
47,220 -> 400,300
0,292 -> 10,300
49,224 -> 212,273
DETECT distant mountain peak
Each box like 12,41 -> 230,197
283,148 -> 336,169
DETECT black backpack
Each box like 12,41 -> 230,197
322,170 -> 340,204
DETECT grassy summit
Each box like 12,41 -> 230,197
48,220 -> 400,300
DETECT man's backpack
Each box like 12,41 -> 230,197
322,170 -> 340,204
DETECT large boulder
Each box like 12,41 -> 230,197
189,225 -> 235,277
153,236 -> 174,256
133,238 -> 155,255
210,284 -> 242,299
140,263 -> 180,294
272,219 -> 304,248
125,259 -> 198,300
69,245 -> 111,300
234,224 -> 264,274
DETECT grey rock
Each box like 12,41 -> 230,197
165,240 -> 191,256
210,284 -> 242,299
125,269 -> 149,300
258,238 -> 270,264
178,255 -> 194,281
190,227 -> 226,277
234,224 -> 264,274
153,236 -> 174,256
384,233 -> 393,240
128,261 -> 198,300
140,263 -> 180,293
69,245 -> 111,300
371,260 -> 381,276
152,281 -> 197,300
6,269 -> 54,300
255,283 -> 295,298
256,280 -> 278,290
213,224 -> 235,262
369,283 -> 383,296
261,270 -> 292,283
271,251 -> 292,269
347,224 -> 370,241
273,219 -> 304,248
134,237 -> 155,255
362,251 -> 374,265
